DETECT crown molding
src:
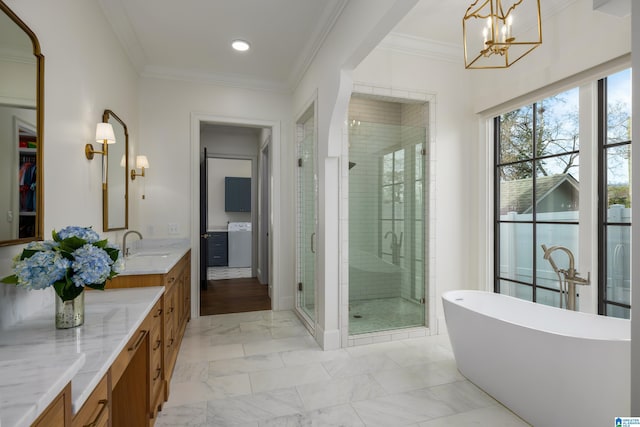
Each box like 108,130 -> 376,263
288,0 -> 348,90
97,0 -> 149,74
378,32 -> 463,64
141,65 -> 291,93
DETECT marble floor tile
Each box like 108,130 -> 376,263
420,380 -> 497,413
249,363 -> 331,393
351,389 -> 457,426
280,348 -> 351,367
164,373 -> 252,407
296,373 -> 387,411
418,404 -> 531,426
171,360 -> 209,383
205,387 -> 305,425
176,341 -> 245,364
243,335 -> 318,356
157,310 -> 522,426
156,401 -> 208,427
208,353 -> 284,377
258,404 -> 365,426
384,343 -> 454,367
322,353 -> 401,378
344,339 -> 408,357
372,360 -> 465,393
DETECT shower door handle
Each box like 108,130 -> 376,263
310,232 -> 316,253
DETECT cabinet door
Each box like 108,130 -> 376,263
72,374 -> 109,427
32,383 -> 71,427
225,177 -> 251,212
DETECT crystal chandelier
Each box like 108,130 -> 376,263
463,0 -> 542,69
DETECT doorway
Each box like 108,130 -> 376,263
198,124 -> 271,315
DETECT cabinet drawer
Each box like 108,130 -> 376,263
111,326 -> 148,387
72,374 -> 109,427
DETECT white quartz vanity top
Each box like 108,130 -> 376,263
0,353 -> 85,427
0,286 -> 164,427
120,239 -> 190,275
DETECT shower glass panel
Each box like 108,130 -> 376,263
349,121 -> 426,335
296,110 -> 316,322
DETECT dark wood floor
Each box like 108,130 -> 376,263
200,277 -> 271,316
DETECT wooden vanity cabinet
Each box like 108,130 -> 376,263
106,250 -> 191,407
31,383 -> 72,427
149,299 -> 164,420
71,374 -> 110,427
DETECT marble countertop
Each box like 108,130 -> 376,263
120,239 -> 190,275
0,286 -> 164,427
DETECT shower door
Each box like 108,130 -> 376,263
296,107 -> 317,322
349,120 -> 426,335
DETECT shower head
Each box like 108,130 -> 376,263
348,161 -> 356,170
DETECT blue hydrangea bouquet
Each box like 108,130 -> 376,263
1,226 -> 123,301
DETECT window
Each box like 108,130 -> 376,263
494,68 -> 632,318
599,69 -> 632,319
495,88 -> 580,307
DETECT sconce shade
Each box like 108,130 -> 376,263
86,122 -> 116,160
136,155 -> 150,169
96,122 -> 116,144
463,0 -> 542,69
131,154 -> 149,180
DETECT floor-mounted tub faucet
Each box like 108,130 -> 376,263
541,244 -> 590,310
384,231 -> 403,265
122,230 -> 143,257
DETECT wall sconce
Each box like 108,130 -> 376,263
86,122 -> 116,159
131,155 -> 149,180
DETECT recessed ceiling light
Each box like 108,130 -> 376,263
231,39 -> 250,52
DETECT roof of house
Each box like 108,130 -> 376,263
500,174 -> 579,214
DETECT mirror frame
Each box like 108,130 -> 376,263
0,0 -> 44,247
102,109 -> 128,231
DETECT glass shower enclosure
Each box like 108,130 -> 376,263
348,119 -> 426,335
296,106 -> 317,323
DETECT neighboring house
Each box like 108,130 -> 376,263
500,174 -> 579,215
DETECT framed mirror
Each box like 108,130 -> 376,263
0,1 -> 44,246
102,109 -> 128,231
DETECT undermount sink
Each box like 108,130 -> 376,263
128,252 -> 170,258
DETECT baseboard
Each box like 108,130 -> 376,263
279,295 -> 294,311
316,323 -> 341,350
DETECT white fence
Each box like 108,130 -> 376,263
499,205 -> 631,308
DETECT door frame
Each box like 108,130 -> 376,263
190,113 -> 282,318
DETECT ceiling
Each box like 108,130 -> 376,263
98,0 -> 583,92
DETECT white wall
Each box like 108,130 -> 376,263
136,77 -> 293,312
0,0 -> 139,329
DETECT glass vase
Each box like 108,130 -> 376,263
55,291 -> 84,329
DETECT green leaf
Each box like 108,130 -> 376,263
86,282 -> 106,291
20,249 -> 40,260
94,239 -> 108,249
58,236 -> 87,252
1,275 -> 18,284
54,279 -> 84,301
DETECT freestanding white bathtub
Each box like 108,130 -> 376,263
442,290 -> 630,427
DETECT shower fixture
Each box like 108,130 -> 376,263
541,244 -> 590,310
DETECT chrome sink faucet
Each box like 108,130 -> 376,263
122,230 -> 143,257
541,244 -> 590,310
